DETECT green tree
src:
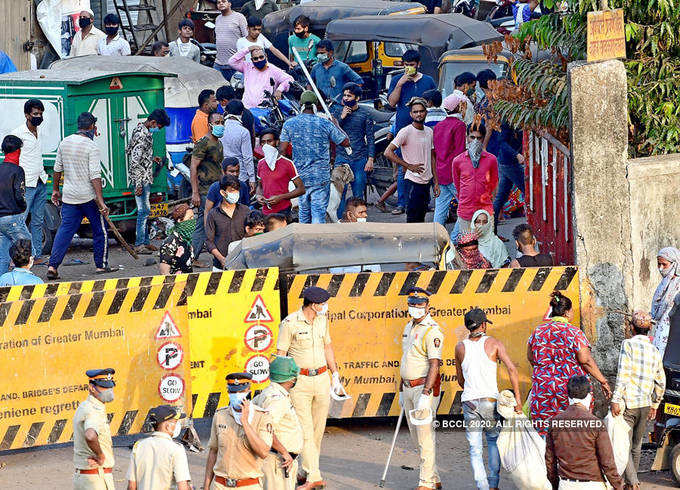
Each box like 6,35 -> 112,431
489,0 -> 680,157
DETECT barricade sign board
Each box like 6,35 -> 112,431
0,278 -> 190,451
187,268 -> 280,419
286,267 -> 580,418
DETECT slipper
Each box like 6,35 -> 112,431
46,269 -> 59,280
95,266 -> 120,274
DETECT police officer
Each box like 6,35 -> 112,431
73,368 -> 116,490
203,372 -> 274,490
399,288 -> 443,490
126,405 -> 192,490
253,356 -> 304,490
276,286 -> 344,490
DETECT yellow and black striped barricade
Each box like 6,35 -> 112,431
0,276 -> 191,451
286,266 -> 579,418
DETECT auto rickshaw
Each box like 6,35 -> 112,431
325,13 -> 504,92
437,46 -> 515,97
652,295 -> 680,482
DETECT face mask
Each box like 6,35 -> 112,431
30,116 -> 43,127
83,129 -> 96,140
97,388 -> 114,403
404,66 -> 417,76
468,139 -> 483,167
79,17 -> 92,29
315,303 -> 328,316
356,217 -> 367,223
262,144 -> 278,171
171,421 -> 182,439
211,124 -> 225,138
466,87 -> 476,97
294,30 -> 306,38
568,393 -> 592,409
149,126 -> 161,133
229,391 -> 249,410
343,98 -> 357,107
222,191 -> 240,204
317,53 -> 329,63
105,26 -> 118,36
253,59 -> 267,70
4,149 -> 21,165
171,217 -> 196,242
660,266 -> 671,277
408,306 -> 426,319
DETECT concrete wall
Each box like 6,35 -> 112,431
628,154 -> 680,311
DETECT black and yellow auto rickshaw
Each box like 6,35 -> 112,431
325,13 -> 504,93
437,46 -> 515,97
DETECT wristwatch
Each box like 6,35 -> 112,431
422,387 -> 432,396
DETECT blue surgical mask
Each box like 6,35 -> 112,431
229,391 -> 248,410
253,59 -> 267,70
211,124 -> 225,138
149,126 -> 161,133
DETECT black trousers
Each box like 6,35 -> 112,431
406,180 -> 430,223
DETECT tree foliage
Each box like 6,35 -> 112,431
487,0 -> 680,157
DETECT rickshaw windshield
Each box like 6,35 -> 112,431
439,61 -> 506,97
384,42 -> 418,58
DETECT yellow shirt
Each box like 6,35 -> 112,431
253,383 -> 303,453
208,407 -> 274,479
72,395 -> 114,469
126,431 -> 191,489
277,309 -> 331,370
69,27 -> 106,57
400,314 -> 444,380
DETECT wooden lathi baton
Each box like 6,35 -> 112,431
103,213 -> 139,260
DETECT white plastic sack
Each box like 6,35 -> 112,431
604,411 -> 631,475
497,414 -> 552,490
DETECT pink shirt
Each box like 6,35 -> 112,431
228,48 -> 293,108
452,150 -> 498,220
392,124 -> 434,185
433,116 -> 466,186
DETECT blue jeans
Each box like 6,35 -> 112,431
397,164 -> 408,208
213,63 -> 235,81
0,214 -> 30,274
23,180 -> 47,257
492,162 -> 525,226
134,184 -> 151,247
433,182 -> 457,226
337,158 -> 367,218
298,183 -> 330,224
463,399 -> 501,490
48,201 -> 108,269
191,194 -> 208,259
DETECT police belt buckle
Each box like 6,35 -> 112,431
226,478 -> 238,487
308,368 -> 318,376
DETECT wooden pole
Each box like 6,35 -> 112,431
135,0 -> 184,55
103,214 -> 139,260
161,0 -> 171,42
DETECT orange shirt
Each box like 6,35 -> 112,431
191,109 -> 210,143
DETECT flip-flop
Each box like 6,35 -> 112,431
46,269 -> 60,280
95,266 -> 120,274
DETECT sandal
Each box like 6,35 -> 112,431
46,269 -> 59,280
95,266 -> 120,274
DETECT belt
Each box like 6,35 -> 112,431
214,476 -> 260,487
75,468 -> 113,474
402,376 -> 441,397
299,365 -> 327,376
560,477 -> 600,483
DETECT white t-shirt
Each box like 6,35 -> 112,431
236,34 -> 273,61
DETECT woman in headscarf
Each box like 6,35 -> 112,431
471,209 -> 509,268
651,247 -> 680,354
527,291 -> 610,435
159,203 -> 195,275
448,232 -> 491,270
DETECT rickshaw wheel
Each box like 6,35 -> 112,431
671,443 -> 680,483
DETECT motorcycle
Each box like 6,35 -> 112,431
452,0 -> 477,18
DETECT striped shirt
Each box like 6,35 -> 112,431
612,335 -> 666,409
215,11 -> 248,65
54,133 -> 101,205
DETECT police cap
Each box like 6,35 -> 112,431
302,286 -> 330,304
149,405 -> 186,426
86,368 -> 116,388
226,372 -> 252,393
407,287 -> 431,305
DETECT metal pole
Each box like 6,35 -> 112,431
379,408 -> 404,487
290,47 -> 332,118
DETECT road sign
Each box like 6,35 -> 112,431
244,295 -> 273,323
159,374 -> 184,402
244,325 -> 273,352
244,355 -> 270,383
157,341 -> 183,370
155,311 -> 181,339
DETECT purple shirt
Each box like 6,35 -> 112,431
215,11 -> 248,64
433,116 -> 466,186
228,48 -> 293,109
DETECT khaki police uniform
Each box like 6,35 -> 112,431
208,407 -> 274,489
400,314 -> 444,489
253,383 -> 304,490
277,308 -> 331,483
126,431 -> 191,490
72,395 -> 115,490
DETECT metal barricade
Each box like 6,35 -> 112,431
524,131 -> 575,265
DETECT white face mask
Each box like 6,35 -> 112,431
262,144 -> 278,171
568,393 -> 592,409
97,388 -> 114,403
229,391 -> 248,410
315,303 -> 328,316
660,266 -> 671,277
224,191 -> 240,204
356,217 -> 367,223
171,421 -> 182,439
408,306 -> 426,319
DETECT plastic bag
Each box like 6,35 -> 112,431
604,411 -> 631,475
497,414 -> 551,490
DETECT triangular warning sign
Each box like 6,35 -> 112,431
109,77 -> 123,90
244,295 -> 273,323
155,311 -> 181,339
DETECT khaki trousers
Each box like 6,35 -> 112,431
402,384 -> 441,489
558,480 -> 607,489
72,472 -> 115,490
263,452 -> 298,490
290,372 -> 331,482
